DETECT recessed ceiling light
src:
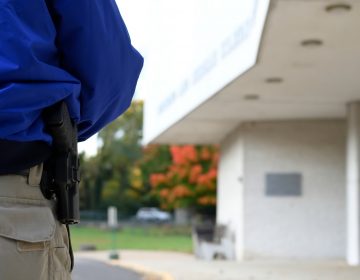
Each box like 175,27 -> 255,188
265,77 -> 283,84
325,3 -> 351,13
301,39 -> 323,47
244,94 -> 260,101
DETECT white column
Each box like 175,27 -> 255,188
346,102 -> 360,266
217,128 -> 245,260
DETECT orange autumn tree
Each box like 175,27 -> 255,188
150,145 -> 219,212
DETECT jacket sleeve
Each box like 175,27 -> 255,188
47,0 -> 144,141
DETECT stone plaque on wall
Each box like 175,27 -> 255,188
265,173 -> 302,196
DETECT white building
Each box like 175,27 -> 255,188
143,0 -> 360,265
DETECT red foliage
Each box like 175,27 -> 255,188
150,173 -> 167,188
172,185 -> 192,198
170,145 -> 197,165
207,168 -> 217,180
200,147 -> 211,161
189,164 -> 202,183
159,188 -> 170,198
198,196 -> 216,206
149,145 -> 219,210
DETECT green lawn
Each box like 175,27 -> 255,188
70,225 -> 193,253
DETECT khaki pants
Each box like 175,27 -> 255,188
0,165 -> 71,280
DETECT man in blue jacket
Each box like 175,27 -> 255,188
0,0 -> 143,279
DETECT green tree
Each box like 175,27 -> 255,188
130,145 -> 172,207
80,101 -> 218,219
80,101 -> 144,217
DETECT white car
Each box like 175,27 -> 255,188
135,207 -> 171,222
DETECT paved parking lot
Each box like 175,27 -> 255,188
73,257 -> 142,280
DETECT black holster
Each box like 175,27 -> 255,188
41,101 -> 80,225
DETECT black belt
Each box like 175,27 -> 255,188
1,169 -> 30,177
16,170 -> 30,177
0,139 -> 52,176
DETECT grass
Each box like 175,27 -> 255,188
70,225 -> 193,253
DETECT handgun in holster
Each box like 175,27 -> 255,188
41,101 -> 80,225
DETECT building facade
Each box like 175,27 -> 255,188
143,0 -> 360,265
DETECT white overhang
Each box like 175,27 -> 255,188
145,0 -> 360,144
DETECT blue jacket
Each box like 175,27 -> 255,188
0,0 -> 143,144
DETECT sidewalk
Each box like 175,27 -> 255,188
75,250 -> 360,280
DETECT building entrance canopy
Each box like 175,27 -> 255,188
144,0 -> 360,145
143,0 -> 270,144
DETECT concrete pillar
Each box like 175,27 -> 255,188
217,128 -> 245,260
346,102 -> 360,266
